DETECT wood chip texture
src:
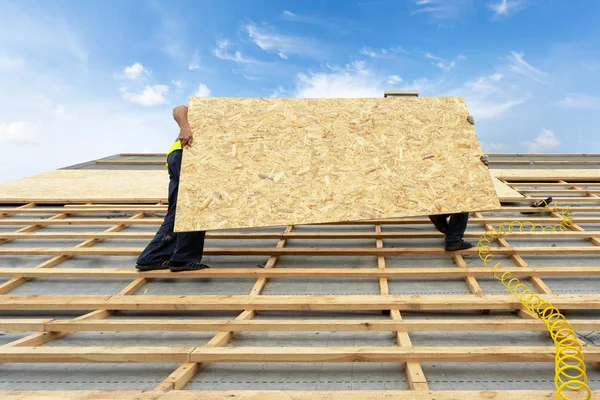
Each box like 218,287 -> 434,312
0,170 -> 168,201
175,96 -> 499,231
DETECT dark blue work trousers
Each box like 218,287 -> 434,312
136,150 -> 206,266
434,212 -> 469,244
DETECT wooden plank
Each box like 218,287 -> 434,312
510,183 -> 600,187
0,346 -> 193,363
1,294 -> 597,311
0,319 -> 53,332
534,160 -> 600,165
0,170 -> 168,202
120,153 -> 166,157
1,246 -> 600,257
492,169 -> 600,181
520,189 -> 600,194
189,346 -> 600,363
0,318 -> 591,333
0,390 -> 583,400
4,216 -> 599,226
177,96 -> 499,231
1,266 -> 599,279
488,160 -> 531,165
96,160 -> 165,165
492,177 -> 524,200
489,153 -> 600,157
2,229 -> 600,240
1,346 -> 599,364
3,204 -> 600,215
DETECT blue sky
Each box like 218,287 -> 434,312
2,0 -> 600,183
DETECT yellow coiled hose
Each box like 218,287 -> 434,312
477,201 -> 591,400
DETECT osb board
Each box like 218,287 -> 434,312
492,177 -> 524,200
175,96 -> 499,231
0,170 -> 168,201
492,169 -> 600,181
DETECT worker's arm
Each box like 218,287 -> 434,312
174,105 -> 193,147
468,115 -> 489,167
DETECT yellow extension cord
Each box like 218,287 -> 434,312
477,201 -> 591,399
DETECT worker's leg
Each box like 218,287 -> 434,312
445,212 -> 472,251
156,150 -> 209,271
169,230 -> 206,266
429,214 -> 450,234
135,151 -> 181,269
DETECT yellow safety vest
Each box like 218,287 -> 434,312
165,140 -> 182,168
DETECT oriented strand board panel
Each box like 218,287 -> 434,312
0,170 -> 168,202
492,177 -> 524,200
176,96 -> 499,231
492,169 -> 600,181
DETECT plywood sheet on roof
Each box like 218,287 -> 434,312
0,170 -> 168,202
492,169 -> 600,181
492,177 -> 524,200
175,96 -> 499,231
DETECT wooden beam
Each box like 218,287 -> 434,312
1,266 -> 599,279
488,160 -> 531,165
1,346 -> 599,364
0,294 -> 597,311
534,160 -> 600,165
3,216 -> 595,226
0,390 -> 586,400
3,204 -> 600,215
120,153 -> 166,157
1,246 -> 599,257
0,346 -> 193,363
96,160 -> 165,165
1,230 -> 599,240
3,318 -> 599,333
189,346 -> 600,363
489,153 -> 600,157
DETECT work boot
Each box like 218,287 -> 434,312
445,240 -> 473,251
136,260 -> 170,271
428,215 -> 448,234
168,261 -> 210,272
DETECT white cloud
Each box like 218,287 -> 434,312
194,83 -> 211,97
270,85 -> 286,98
188,50 -> 201,70
490,72 -> 503,82
453,71 -> 529,120
0,121 -> 39,145
507,52 -> 550,84
0,53 -> 24,70
489,0 -> 527,17
245,23 -> 323,59
295,61 -> 384,98
520,128 -> 560,152
360,46 -> 406,59
411,0 -> 471,19
425,52 -> 463,71
122,85 -> 169,106
469,97 -> 528,120
559,94 -> 600,110
481,142 -> 509,152
213,39 -> 253,63
123,62 -> 149,80
387,75 -> 403,84
172,80 -> 182,89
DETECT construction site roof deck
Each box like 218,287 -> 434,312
1,148 -> 600,398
